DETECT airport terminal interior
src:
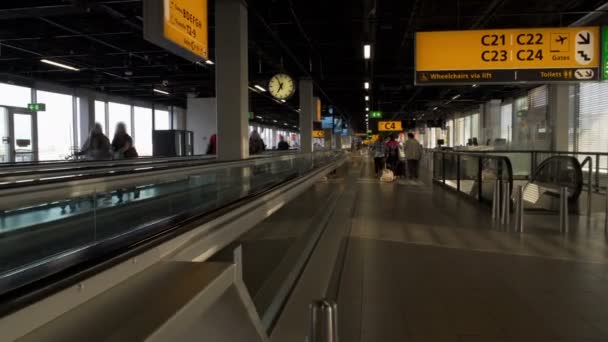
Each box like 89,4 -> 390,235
1,0 -> 608,341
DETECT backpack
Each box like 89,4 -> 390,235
387,142 -> 399,158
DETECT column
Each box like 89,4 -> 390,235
186,97 -> 216,155
216,0 -> 249,160
549,84 -> 571,151
299,78 -> 314,153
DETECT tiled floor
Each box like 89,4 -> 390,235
337,159 -> 608,341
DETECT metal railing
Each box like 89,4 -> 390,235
309,300 -> 339,342
432,150 -> 513,204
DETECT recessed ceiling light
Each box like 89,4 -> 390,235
363,44 -> 371,59
153,88 -> 170,95
40,59 -> 79,71
205,59 -> 214,65
364,82 -> 370,89
452,94 -> 461,100
254,85 -> 267,92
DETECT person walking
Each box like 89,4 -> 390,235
404,132 -> 423,179
386,134 -> 400,173
111,122 -> 138,159
207,134 -> 217,155
371,138 -> 386,177
249,130 -> 266,155
277,135 -> 290,150
77,123 -> 112,160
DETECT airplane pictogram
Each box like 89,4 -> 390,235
555,35 -> 567,45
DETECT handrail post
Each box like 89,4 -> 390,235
492,179 -> 501,222
442,153 -> 446,185
514,185 -> 524,233
309,300 -> 339,342
588,157 -> 593,218
605,190 -> 608,233
595,154 -> 600,192
456,155 -> 461,192
560,186 -> 569,233
477,157 -> 483,202
501,180 -> 511,225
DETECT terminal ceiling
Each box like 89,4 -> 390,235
0,0 -> 605,131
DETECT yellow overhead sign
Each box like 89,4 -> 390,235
163,0 -> 209,59
313,130 -> 326,138
378,121 -> 403,132
415,27 -> 600,84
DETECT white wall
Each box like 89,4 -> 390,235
187,97 -> 216,155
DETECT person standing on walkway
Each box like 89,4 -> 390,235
386,134 -> 400,173
371,138 -> 386,177
249,130 -> 266,155
404,132 -> 423,179
277,135 -> 290,150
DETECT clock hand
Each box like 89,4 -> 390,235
278,82 -> 284,91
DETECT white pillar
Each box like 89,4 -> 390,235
299,79 -> 314,153
549,84 -> 571,151
216,0 -> 249,160
187,97 -> 216,155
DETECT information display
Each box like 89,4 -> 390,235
313,130 -> 325,138
378,121 -> 403,132
415,27 -> 600,84
603,26 -> 608,80
144,0 -> 209,62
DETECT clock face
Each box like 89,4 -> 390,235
268,73 -> 296,100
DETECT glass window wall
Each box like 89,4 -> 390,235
0,83 -> 31,108
154,109 -> 171,130
95,100 -> 107,134
108,102 -> 131,139
36,90 -> 74,161
134,106 -> 153,156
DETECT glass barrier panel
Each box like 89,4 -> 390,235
459,155 -> 479,197
443,154 -> 458,190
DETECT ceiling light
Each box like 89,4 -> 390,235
363,44 -> 371,60
153,88 -> 170,95
365,107 -> 369,111
205,59 -> 214,65
452,94 -> 461,100
248,86 -> 258,93
273,120 -> 278,123
364,82 -> 370,90
472,84 -> 479,88
280,99 -> 286,103
365,96 -> 370,101
254,85 -> 267,92
256,115 -> 263,119
433,107 -> 438,111
40,59 -> 80,71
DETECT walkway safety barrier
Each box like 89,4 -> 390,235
560,187 -> 569,233
514,185 -> 525,233
492,180 -> 501,222
501,181 -> 511,225
309,300 -> 339,342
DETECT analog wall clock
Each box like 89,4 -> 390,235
268,73 -> 296,100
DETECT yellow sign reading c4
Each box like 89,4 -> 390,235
378,121 -> 403,132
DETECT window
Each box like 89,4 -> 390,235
36,90 -> 74,161
529,85 -> 548,108
154,109 -> 171,130
95,100 -> 107,134
0,83 -> 31,108
471,113 -> 479,140
134,106 -> 153,156
500,104 -> 512,142
108,102 -> 131,138
577,82 -> 608,161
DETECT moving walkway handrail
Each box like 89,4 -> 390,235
0,151 -> 346,316
0,152 -> 324,211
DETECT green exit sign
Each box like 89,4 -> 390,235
370,111 -> 382,119
603,26 -> 608,80
27,103 -> 46,112
367,129 -> 372,133
248,111 -> 254,120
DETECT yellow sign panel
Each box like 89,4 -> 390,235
163,0 -> 209,59
416,27 -> 600,83
378,121 -> 403,132
316,99 -> 322,122
313,130 -> 325,138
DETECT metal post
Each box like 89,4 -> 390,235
309,300 -> 339,342
560,187 -> 569,233
492,179 -> 501,222
588,158 -> 593,218
501,181 -> 511,225
514,185 -> 524,233
595,154 -> 600,192
605,190 -> 608,233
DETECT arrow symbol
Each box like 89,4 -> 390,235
585,70 -> 593,77
578,32 -> 591,45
